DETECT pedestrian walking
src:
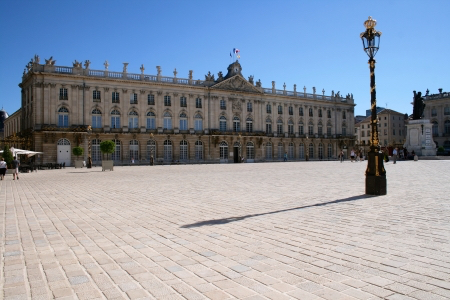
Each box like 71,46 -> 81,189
350,149 -> 355,162
393,147 -> 398,164
12,156 -> 20,180
0,158 -> 7,180
339,150 -> 344,163
284,152 -> 288,162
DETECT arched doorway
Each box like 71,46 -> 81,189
57,138 -> 71,166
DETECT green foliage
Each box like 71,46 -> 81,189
100,140 -> 115,160
437,146 -> 445,152
72,146 -> 84,158
2,145 -> 14,168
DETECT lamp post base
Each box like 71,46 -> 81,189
365,174 -> 387,195
365,151 -> 386,195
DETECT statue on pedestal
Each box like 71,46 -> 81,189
412,91 -> 426,120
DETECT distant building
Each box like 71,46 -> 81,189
422,89 -> 450,150
366,106 -> 385,117
9,56 -> 356,165
355,108 -> 407,153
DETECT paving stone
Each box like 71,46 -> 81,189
1,162 -> 449,299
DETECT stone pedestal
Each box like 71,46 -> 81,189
404,119 -> 436,156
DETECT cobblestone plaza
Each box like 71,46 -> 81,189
1,161 -> 449,299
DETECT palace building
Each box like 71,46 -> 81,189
6,56 -> 356,166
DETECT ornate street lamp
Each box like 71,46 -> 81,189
87,125 -> 92,168
360,16 -> 386,195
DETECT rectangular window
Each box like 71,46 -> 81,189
277,124 -> 283,134
93,90 -> 101,101
194,119 -> 203,131
299,125 -> 304,135
59,88 -> 68,100
148,94 -> 155,105
342,127 -> 347,135
289,106 -> 293,115
327,127 -> 331,136
146,118 -> 155,129
318,126 -> 323,135
247,102 -> 252,112
180,97 -> 187,107
266,104 -> 271,114
112,92 -> 120,103
164,95 -> 171,106
220,100 -> 226,110
278,105 -> 282,114
246,122 -> 253,132
196,98 -> 202,108
384,129 -> 388,135
308,125 -> 313,136
288,124 -> 294,135
361,131 -> 365,137
385,123 -> 387,127
58,115 -> 68,127
299,107 -> 303,116
129,117 -> 138,129
130,93 -> 138,104
111,116 -> 120,128
163,118 -> 172,129
393,129 -> 396,135
92,116 -> 102,128
362,125 -> 364,129
266,123 -> 272,134
179,119 -> 187,130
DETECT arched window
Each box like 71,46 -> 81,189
92,108 -> 102,128
194,113 -> 203,131
111,109 -> 120,129
195,141 -> 203,160
164,140 -> 172,160
128,111 -> 138,129
163,111 -> 172,130
288,142 -> 294,159
445,120 -> 450,134
278,142 -> 284,160
180,140 -> 188,160
57,138 -> 70,145
299,143 -> 305,159
146,111 -> 156,129
265,117 -> 272,134
219,141 -> 228,160
246,142 -> 254,159
129,140 -> 139,161
112,139 -> 121,161
147,140 -> 156,160
288,119 -> 294,135
277,119 -> 283,135
318,143 -> 323,160
246,117 -> 253,133
233,116 -> 240,132
58,107 -> 69,127
309,143 -> 314,158
92,139 -> 101,162
265,142 -> 272,159
219,116 -> 227,132
328,143 -> 333,159
179,112 -> 188,130
432,121 -> 438,136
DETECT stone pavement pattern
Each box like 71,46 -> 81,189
1,160 -> 450,300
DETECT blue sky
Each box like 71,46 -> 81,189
1,0 -> 449,117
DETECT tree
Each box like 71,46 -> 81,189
100,140 -> 115,160
72,146 -> 84,160
2,145 -> 14,168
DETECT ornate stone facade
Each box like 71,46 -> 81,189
12,57 -> 355,165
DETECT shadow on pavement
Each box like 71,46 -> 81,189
181,194 -> 371,228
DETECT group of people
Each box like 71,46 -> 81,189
0,156 -> 20,180
339,149 -> 364,162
